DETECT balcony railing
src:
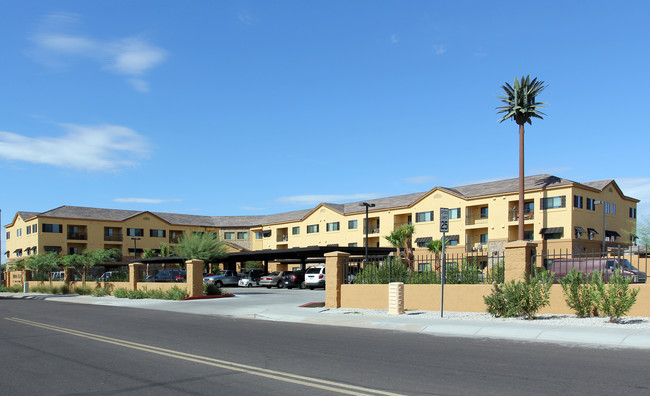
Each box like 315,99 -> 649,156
508,210 -> 535,222
465,243 -> 488,254
104,234 -> 123,242
363,227 -> 381,234
67,232 -> 87,240
277,234 -> 289,242
466,214 -> 488,226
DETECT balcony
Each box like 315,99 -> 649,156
508,200 -> 535,222
104,234 -> 123,242
465,242 -> 488,254
465,213 -> 489,226
67,232 -> 87,240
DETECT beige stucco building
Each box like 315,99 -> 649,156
4,174 -> 639,267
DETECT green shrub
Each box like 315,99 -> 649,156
1,284 -> 24,293
600,269 -> 640,323
204,283 -> 222,296
113,287 -> 129,298
91,285 -> 112,297
559,269 -> 602,317
142,288 -> 165,299
484,270 -> 554,320
164,286 -> 188,300
75,285 -> 93,295
126,289 -> 146,299
60,284 -> 70,295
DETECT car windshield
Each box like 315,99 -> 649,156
306,267 -> 321,274
270,272 -> 281,276
217,271 -> 229,275
620,259 -> 636,269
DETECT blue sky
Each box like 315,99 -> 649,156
2,1 -> 650,260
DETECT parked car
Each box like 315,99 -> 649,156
203,270 -> 240,287
259,271 -> 287,288
304,266 -> 326,290
283,270 -> 306,289
549,257 -> 647,283
147,269 -> 186,282
238,269 -> 266,287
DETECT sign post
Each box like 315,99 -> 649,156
439,208 -> 449,318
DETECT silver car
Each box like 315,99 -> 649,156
259,271 -> 286,288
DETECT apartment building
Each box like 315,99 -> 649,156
3,206 -> 260,264
4,175 -> 639,265
249,175 -> 639,256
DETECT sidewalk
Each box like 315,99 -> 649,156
4,291 -> 650,350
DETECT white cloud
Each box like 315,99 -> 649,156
404,175 -> 436,184
238,11 -> 256,25
0,123 -> 149,171
433,44 -> 447,55
277,193 -> 383,206
30,13 -> 167,92
113,198 -> 182,204
391,34 -> 398,44
239,206 -> 268,211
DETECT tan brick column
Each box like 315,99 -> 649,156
325,251 -> 349,308
504,241 -> 538,282
185,259 -> 204,298
129,262 -> 144,290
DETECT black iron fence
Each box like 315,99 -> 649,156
344,252 -> 505,285
532,246 -> 648,284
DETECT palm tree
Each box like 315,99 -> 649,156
384,224 -> 416,271
426,239 -> 447,272
497,75 -> 547,240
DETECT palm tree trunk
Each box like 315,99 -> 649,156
518,123 -> 525,241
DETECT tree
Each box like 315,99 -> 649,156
26,252 -> 60,286
497,75 -> 547,240
142,249 -> 158,258
636,216 -> 650,247
173,232 -> 228,270
63,249 -> 118,286
426,239 -> 448,272
384,224 -> 415,271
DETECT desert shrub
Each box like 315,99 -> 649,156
75,285 -> 93,295
60,284 -> 70,295
600,269 -> 640,323
113,288 -> 129,298
142,288 -> 165,299
485,261 -> 505,283
484,270 -> 554,319
559,269 -> 602,317
126,289 -> 146,299
204,283 -> 222,296
354,258 -> 411,284
30,285 -> 61,294
164,286 -> 188,300
91,285 -> 113,297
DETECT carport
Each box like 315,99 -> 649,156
221,246 -> 395,273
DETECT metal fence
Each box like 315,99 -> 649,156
344,252 -> 505,285
531,246 -> 648,284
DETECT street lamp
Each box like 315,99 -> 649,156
594,201 -> 606,253
359,202 -> 375,263
131,237 -> 141,259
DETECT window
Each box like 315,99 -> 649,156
5,231 -> 9,240
150,229 -> 166,238
32,224 -> 37,233
255,231 -> 263,239
418,263 -> 432,272
574,195 -> 583,209
449,208 -> 461,219
630,208 -> 637,219
541,196 -> 566,210
224,232 -> 235,240
605,203 -> 616,215
126,228 -> 144,237
26,226 -> 31,235
69,247 -> 79,255
586,198 -> 596,211
415,211 -> 433,222
307,224 -> 319,233
237,232 -> 248,240
16,228 -> 22,237
524,230 -> 534,241
348,220 -> 358,229
480,234 -> 488,244
326,222 -> 340,232
523,202 -> 534,214
292,226 -> 300,235
480,207 -> 489,218
348,242 -> 358,247
15,249 -> 22,257
43,224 -> 63,233
544,232 -> 562,240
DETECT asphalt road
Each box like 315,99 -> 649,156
1,297 -> 649,395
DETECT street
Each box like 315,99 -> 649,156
1,296 -> 649,395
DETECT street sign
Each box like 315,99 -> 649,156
440,208 -> 449,233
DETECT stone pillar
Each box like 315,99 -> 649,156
186,259 -> 204,298
129,262 -> 144,290
325,251 -> 349,308
64,267 -> 75,285
388,282 -> 404,315
504,241 -> 538,282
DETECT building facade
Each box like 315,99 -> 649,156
4,175 -> 639,266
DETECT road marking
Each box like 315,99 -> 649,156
6,317 -> 403,396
